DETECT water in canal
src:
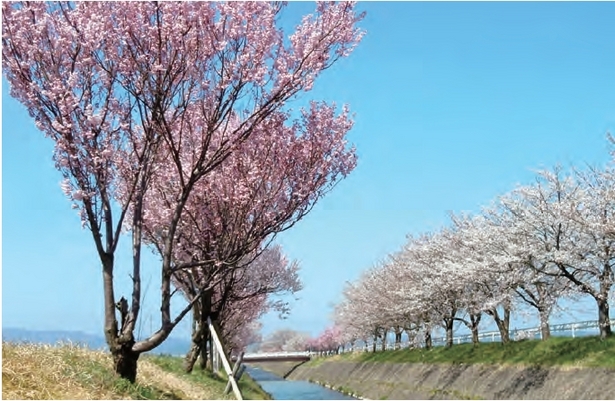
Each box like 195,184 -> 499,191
245,366 -> 356,400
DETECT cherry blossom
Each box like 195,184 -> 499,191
3,1 -> 364,381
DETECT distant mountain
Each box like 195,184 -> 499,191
2,327 -> 192,356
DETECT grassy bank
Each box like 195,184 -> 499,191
2,342 -> 269,400
323,336 -> 615,368
146,354 -> 270,400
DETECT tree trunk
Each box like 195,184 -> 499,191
424,330 -> 432,349
111,341 -> 140,383
102,254 -> 141,382
538,307 -> 551,340
597,297 -> 613,339
495,308 -> 511,344
471,327 -> 480,344
470,313 -> 481,345
444,318 -> 454,348
199,317 -> 210,371
503,305 -> 511,343
184,342 -> 201,374
394,329 -> 402,350
381,329 -> 387,352
199,331 -> 209,370
487,304 -> 511,344
185,304 -> 201,373
184,328 -> 210,373
184,290 -> 212,373
372,334 -> 377,353
495,320 -> 510,343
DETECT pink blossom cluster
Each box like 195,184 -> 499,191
307,325 -> 344,354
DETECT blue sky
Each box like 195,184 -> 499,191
3,2 -> 615,343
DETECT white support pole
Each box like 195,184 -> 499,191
225,352 -> 245,394
213,345 -> 219,373
212,346 -> 217,373
208,316 -> 243,400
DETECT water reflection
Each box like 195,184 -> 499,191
245,366 -> 356,400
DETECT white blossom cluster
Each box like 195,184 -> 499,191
334,143 -> 615,349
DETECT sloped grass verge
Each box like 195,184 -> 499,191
147,354 -> 271,400
325,336 -> 615,368
2,342 -> 183,399
2,342 -> 269,400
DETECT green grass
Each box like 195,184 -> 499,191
146,354 -> 271,400
59,350 -> 182,400
325,336 -> 615,368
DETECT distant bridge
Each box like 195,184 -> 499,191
234,351 -> 311,363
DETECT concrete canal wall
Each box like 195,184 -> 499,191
284,359 -> 615,399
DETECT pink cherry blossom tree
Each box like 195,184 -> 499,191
308,325 -> 344,355
140,96 -> 355,371
228,320 -> 263,356
2,1 -> 364,381
178,245 -> 302,372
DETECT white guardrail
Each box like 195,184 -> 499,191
243,351 -> 311,359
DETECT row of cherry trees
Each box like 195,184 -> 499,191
3,1 -> 364,381
311,147 -> 614,351
256,326 -> 343,355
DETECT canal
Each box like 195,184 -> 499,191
244,366 -> 356,400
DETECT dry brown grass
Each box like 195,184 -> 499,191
3,342 -> 114,399
1,342 -> 231,400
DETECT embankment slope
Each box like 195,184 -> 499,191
2,342 -> 269,400
286,360 -> 615,399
